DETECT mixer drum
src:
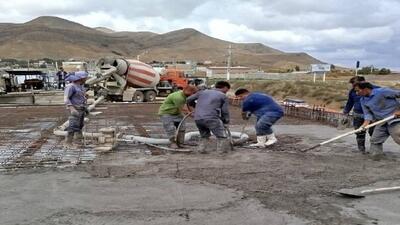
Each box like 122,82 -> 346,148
125,59 -> 160,88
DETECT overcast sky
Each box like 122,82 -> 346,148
1,0 -> 399,70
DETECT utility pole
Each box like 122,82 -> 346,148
226,44 -> 232,80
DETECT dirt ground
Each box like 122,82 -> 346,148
0,103 -> 399,225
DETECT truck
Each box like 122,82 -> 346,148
86,58 -> 183,102
159,67 -> 188,89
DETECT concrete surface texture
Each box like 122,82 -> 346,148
0,171 -> 306,225
0,104 -> 399,225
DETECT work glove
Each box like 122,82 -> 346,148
70,108 -> 80,117
359,126 -> 368,133
242,112 -> 251,120
84,106 -> 90,116
222,118 -> 230,125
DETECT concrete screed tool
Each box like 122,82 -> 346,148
336,186 -> 400,198
301,115 -> 396,152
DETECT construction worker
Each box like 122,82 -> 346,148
235,88 -> 283,147
354,82 -> 400,160
343,76 -> 379,154
64,71 -> 88,148
56,67 -> 67,90
186,81 -> 231,153
158,85 -> 198,148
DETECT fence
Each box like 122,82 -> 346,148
229,97 -> 352,128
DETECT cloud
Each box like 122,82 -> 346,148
0,0 -> 398,69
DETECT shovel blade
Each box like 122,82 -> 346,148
335,191 -> 365,198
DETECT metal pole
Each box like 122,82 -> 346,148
227,44 -> 231,80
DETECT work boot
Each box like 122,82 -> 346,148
265,133 -> 278,146
249,136 -> 267,148
216,138 -> 232,153
370,143 -> 385,161
356,139 -> 367,154
63,132 -> 74,148
74,131 -> 84,145
169,137 -> 179,149
197,138 -> 209,153
176,130 -> 186,147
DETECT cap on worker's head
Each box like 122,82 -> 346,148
75,71 -> 88,80
65,72 -> 78,82
234,88 -> 249,96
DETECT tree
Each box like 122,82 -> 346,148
294,65 -> 300,71
358,66 -> 373,75
378,68 -> 391,75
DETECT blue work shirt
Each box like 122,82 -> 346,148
64,83 -> 87,107
186,89 -> 230,123
242,92 -> 284,118
343,85 -> 380,114
360,88 -> 400,121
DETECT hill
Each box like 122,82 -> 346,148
0,16 -> 323,70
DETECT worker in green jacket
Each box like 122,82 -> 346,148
158,85 -> 198,148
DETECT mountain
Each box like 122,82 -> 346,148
0,16 -> 322,70
95,27 -> 115,34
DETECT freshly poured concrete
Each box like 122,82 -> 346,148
0,171 -> 306,225
1,104 -> 399,225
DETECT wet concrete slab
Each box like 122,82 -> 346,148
337,180 -> 400,225
0,171 -> 307,225
1,104 -> 399,225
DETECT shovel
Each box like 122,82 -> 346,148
301,115 -> 395,152
336,186 -> 400,198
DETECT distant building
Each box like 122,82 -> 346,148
62,61 -> 88,72
205,66 -> 255,78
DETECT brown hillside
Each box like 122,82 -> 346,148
0,16 -> 323,69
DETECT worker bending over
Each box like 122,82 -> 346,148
235,88 -> 284,147
355,82 -> 400,160
64,71 -> 88,148
343,76 -> 379,154
187,81 -> 231,153
158,85 -> 198,148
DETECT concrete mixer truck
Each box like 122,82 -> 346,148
86,58 -> 180,102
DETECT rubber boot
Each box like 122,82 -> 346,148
197,138 -> 209,153
74,131 -> 84,146
217,138 -> 232,153
265,133 -> 278,146
370,143 -> 385,161
169,137 -> 179,149
249,136 -> 267,147
63,132 -> 74,148
356,139 -> 367,154
176,130 -> 186,147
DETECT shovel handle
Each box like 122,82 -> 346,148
302,115 -> 395,152
360,186 -> 400,194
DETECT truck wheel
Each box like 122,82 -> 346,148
133,91 -> 144,102
144,90 -> 157,102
